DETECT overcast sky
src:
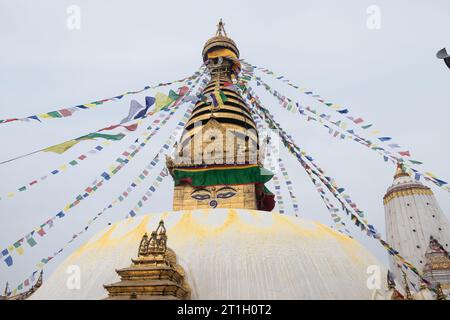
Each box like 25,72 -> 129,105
1,0 -> 449,290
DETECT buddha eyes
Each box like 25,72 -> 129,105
216,191 -> 236,199
191,188 -> 237,201
192,194 -> 211,201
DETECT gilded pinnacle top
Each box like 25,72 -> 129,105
202,19 -> 239,62
394,162 -> 409,179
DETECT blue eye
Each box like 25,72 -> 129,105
192,194 -> 210,201
217,192 -> 236,199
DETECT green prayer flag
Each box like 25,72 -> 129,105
26,237 -> 37,247
168,89 -> 180,101
76,133 -> 125,141
47,111 -> 62,118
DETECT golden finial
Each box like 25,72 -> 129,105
387,270 -> 396,290
216,19 -> 228,37
435,283 -> 447,300
138,220 -> 167,256
402,271 -> 413,300
394,162 -> 409,179
3,282 -> 9,297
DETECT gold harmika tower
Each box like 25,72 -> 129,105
167,20 -> 275,211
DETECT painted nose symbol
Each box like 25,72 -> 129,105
209,200 -> 218,208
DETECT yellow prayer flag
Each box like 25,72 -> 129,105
16,246 -> 24,255
38,113 -> 52,119
154,92 -> 173,113
43,140 -> 80,154
425,172 -> 437,178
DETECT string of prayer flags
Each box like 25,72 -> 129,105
277,157 -> 300,216
242,60 -> 415,157
244,82 -> 350,233
250,72 -> 449,193
0,114 -> 177,201
241,82 -> 431,288
0,76 -> 205,166
251,111 -> 286,214
43,133 -> 126,154
120,98 -> 153,124
126,168 -> 170,218
124,83 -> 209,220
0,68 -> 205,126
5,77 -> 207,294
0,74 -> 207,266
9,156 -> 178,295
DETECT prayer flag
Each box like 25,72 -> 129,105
26,236 -> 37,247
154,92 -> 174,112
120,99 -> 150,124
399,151 -> 411,157
4,255 -> 13,267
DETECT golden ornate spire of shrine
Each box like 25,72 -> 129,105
394,162 -> 409,179
402,271 -> 413,300
168,21 -> 275,212
216,18 -> 227,37
435,283 -> 447,300
103,220 -> 190,300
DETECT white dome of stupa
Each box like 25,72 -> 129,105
31,209 -> 385,300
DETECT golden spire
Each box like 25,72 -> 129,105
103,220 -> 190,300
216,19 -> 228,37
3,282 -> 9,297
435,283 -> 447,300
402,271 -> 413,300
394,162 -> 409,179
387,270 -> 396,290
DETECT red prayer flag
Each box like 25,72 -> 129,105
123,123 -> 138,131
353,118 -> 364,124
3,118 -> 19,124
399,151 -> 411,157
99,124 -> 120,131
59,109 -> 73,117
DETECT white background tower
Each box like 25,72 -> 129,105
384,164 -> 450,289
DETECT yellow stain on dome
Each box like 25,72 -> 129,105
68,209 -> 360,265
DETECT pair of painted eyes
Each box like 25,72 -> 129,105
191,191 -> 236,201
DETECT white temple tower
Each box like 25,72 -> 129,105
384,164 -> 450,291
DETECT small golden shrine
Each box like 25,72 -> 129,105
103,220 -> 190,300
423,236 -> 450,293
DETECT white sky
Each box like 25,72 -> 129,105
1,0 -> 449,290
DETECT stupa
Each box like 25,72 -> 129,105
30,21 -> 385,300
